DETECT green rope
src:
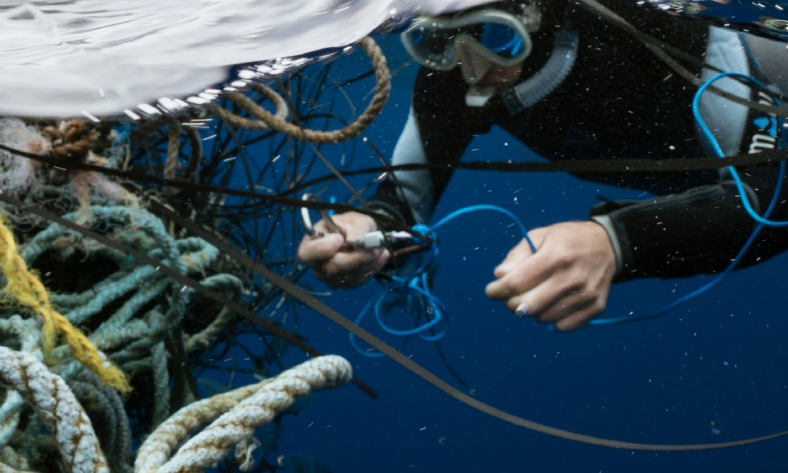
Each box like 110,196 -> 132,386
151,340 -> 170,429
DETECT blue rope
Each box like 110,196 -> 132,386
592,72 -> 786,325
694,72 -> 788,226
350,204 -> 536,356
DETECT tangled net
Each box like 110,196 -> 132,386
0,36 -> 391,472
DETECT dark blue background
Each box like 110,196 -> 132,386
217,32 -> 788,473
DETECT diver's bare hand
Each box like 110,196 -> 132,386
484,221 -> 616,331
297,211 -> 390,288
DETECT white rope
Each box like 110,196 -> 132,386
135,355 -> 352,473
0,316 -> 40,449
0,346 -> 108,473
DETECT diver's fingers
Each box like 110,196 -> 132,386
297,233 -> 345,264
322,248 -> 385,277
347,249 -> 390,287
493,237 -> 536,278
552,279 -> 611,331
312,218 -> 333,235
494,228 -> 548,278
507,277 -> 608,329
501,277 -> 571,318
493,250 -> 529,279
316,249 -> 389,288
485,250 -> 552,301
317,212 -> 376,240
299,211 -> 377,265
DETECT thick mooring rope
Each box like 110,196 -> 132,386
134,355 -> 352,473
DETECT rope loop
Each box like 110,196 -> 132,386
212,37 -> 390,143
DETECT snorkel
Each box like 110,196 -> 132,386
500,30 -> 579,113
497,0 -> 580,113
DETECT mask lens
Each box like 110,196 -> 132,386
411,27 -> 453,55
407,26 -> 458,65
478,22 -> 523,59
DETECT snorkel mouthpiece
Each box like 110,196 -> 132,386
466,85 -> 498,107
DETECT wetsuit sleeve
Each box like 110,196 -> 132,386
366,68 -> 493,228
590,28 -> 788,282
589,178 -> 775,281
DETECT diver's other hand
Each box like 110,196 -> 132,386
297,211 -> 390,288
485,221 -> 617,331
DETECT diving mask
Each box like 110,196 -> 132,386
400,10 -> 534,72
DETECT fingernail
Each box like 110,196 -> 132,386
515,303 -> 529,317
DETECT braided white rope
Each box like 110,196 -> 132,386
135,355 -> 352,473
0,346 -> 108,473
0,316 -> 40,450
134,371 -> 264,473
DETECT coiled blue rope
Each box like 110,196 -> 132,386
350,205 -> 536,357
354,72 -> 786,339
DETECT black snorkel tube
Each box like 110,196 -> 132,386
501,29 -> 580,114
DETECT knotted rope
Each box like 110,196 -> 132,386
42,120 -> 98,163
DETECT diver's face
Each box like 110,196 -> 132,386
457,43 -> 523,89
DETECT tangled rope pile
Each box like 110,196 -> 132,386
0,36 -> 389,473
0,212 -> 130,393
0,201 -> 244,471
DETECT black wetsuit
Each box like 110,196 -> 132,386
368,0 -> 788,282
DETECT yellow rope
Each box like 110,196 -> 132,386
0,213 -> 131,394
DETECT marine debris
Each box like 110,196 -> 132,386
0,28 -> 785,473
0,37 -> 389,472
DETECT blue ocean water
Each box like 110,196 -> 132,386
210,31 -> 788,473
5,1 -> 788,471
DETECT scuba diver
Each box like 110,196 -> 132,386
298,0 -> 788,331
